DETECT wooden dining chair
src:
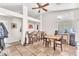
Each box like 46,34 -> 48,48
32,31 -> 38,42
41,32 -> 47,44
54,35 -> 63,51
37,31 -> 41,41
63,33 -> 69,44
28,32 -> 33,44
41,32 -> 51,47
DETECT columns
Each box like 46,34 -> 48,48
21,4 -> 28,45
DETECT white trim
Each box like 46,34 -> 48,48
28,16 -> 40,23
0,7 -> 23,18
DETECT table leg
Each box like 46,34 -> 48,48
45,38 -> 47,47
53,40 -> 56,50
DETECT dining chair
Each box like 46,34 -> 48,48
63,33 -> 69,44
54,35 -> 63,51
37,31 -> 41,41
28,32 -> 33,44
41,32 -> 47,44
41,32 -> 51,47
32,31 -> 38,42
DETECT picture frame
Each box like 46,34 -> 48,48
11,23 -> 17,28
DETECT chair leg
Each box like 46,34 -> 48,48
45,41 -> 50,47
31,38 -> 33,44
53,40 -> 56,50
43,39 -> 46,45
49,40 -> 51,47
38,38 -> 40,41
61,40 -> 63,51
44,39 -> 48,47
61,44 -> 62,51
43,39 -> 44,45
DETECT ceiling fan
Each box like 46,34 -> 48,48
32,3 -> 49,13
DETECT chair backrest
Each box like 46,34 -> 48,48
60,35 -> 63,40
41,31 -> 47,39
54,30 -> 58,35
57,35 -> 63,41
28,32 -> 32,38
31,31 -> 37,37
63,34 -> 68,40
37,31 -> 41,38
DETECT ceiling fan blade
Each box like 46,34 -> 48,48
32,7 -> 39,9
42,8 -> 47,12
37,3 -> 41,7
42,3 -> 49,7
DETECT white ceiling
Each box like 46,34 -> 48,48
25,3 -> 79,19
0,3 -> 23,14
0,3 -> 79,19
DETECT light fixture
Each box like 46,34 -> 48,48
57,16 -> 63,20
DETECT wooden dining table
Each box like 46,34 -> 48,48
45,35 -> 62,50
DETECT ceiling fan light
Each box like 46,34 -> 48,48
32,3 -> 49,13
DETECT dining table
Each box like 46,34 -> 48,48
45,35 -> 62,50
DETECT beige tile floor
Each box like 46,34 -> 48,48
3,40 -> 77,56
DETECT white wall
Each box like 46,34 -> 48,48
28,20 -> 40,31
42,13 -> 58,35
0,16 -> 22,43
28,16 -> 40,31
75,21 -> 79,41
73,9 -> 79,41
9,18 -> 22,43
58,20 -> 75,33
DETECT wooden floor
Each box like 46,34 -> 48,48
3,40 -> 78,56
